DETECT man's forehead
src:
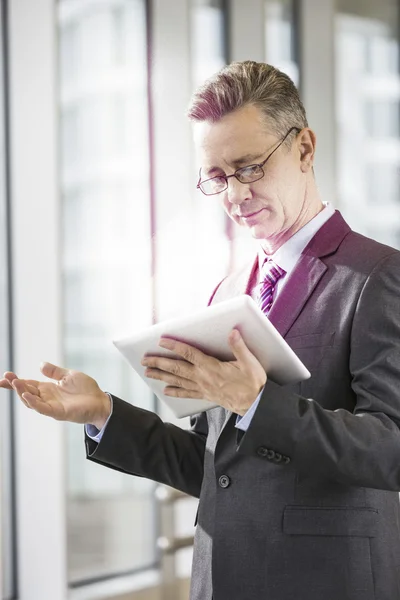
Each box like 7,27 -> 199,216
193,108 -> 271,143
193,118 -> 273,169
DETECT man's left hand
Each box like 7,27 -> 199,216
141,329 -> 267,416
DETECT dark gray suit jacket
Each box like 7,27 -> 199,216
86,211 -> 400,600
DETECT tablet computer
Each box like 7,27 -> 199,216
112,294 -> 310,418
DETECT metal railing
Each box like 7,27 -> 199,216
155,485 -> 194,600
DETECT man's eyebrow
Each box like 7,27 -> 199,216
232,151 -> 265,166
204,151 -> 266,177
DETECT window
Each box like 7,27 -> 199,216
336,0 -> 400,247
188,0 -> 230,306
154,0 -> 229,329
58,0 -> 156,585
191,0 -> 226,89
265,0 -> 299,86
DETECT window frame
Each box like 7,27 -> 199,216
0,0 -> 16,597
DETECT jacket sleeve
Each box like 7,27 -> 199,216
237,251 -> 400,491
86,395 -> 208,498
83,276 -> 231,498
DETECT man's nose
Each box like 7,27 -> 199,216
226,176 -> 251,205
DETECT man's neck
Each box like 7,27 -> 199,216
260,201 -> 325,256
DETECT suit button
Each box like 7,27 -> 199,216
257,446 -> 269,457
274,452 -> 282,463
266,450 -> 275,460
219,475 -> 231,488
283,456 -> 291,465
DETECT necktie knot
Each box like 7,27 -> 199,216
260,258 -> 286,286
257,259 -> 286,315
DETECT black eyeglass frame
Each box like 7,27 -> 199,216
196,126 -> 302,196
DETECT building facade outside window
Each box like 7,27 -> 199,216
336,0 -> 400,248
265,0 -> 299,86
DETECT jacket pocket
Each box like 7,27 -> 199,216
285,331 -> 335,349
283,505 -> 378,537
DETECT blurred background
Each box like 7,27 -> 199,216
0,0 -> 399,598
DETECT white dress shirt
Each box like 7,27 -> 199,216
87,202 -> 336,441
236,201 -> 335,431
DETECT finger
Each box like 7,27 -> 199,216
0,372 -> 18,389
24,383 -> 39,395
11,379 -> 28,395
145,368 -> 198,391
40,362 -> 69,382
228,329 -> 255,364
12,380 -> 45,410
19,395 -> 31,408
143,356 -> 195,380
22,393 -> 57,418
10,380 -> 32,408
10,377 -> 39,388
4,371 -> 18,381
0,378 -> 14,390
164,386 -> 204,399
11,379 -> 38,394
4,380 -> 39,395
2,373 -> 40,389
8,383 -> 30,408
158,337 -> 206,366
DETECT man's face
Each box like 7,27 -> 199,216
194,104 -> 315,242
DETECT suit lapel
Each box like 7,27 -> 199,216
269,211 -> 351,336
211,210 -> 351,436
268,254 -> 327,337
210,210 -> 352,338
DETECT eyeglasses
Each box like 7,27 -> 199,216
197,126 -> 301,196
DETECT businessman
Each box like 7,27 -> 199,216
2,61 -> 400,600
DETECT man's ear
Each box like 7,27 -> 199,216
298,128 -> 316,173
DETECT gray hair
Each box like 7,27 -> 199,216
187,61 -> 308,146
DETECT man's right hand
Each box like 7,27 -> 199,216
0,362 -> 111,430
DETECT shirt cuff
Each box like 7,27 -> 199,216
235,386 -> 264,432
85,393 -> 113,443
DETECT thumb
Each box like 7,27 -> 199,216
40,362 -> 69,381
228,329 -> 253,363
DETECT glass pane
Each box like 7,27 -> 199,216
58,0 -> 157,584
191,0 -> 226,89
265,0 -> 299,87
0,1 -> 14,597
156,0 -> 229,332
336,0 -> 400,247
189,0 -> 230,314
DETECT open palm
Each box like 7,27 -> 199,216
0,362 -> 109,426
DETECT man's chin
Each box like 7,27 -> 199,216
247,221 -> 277,240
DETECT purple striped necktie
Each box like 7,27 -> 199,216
256,258 -> 286,315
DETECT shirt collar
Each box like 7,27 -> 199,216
258,202 -> 336,276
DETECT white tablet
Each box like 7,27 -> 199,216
112,294 -> 310,418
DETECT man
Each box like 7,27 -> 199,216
2,61 -> 400,600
